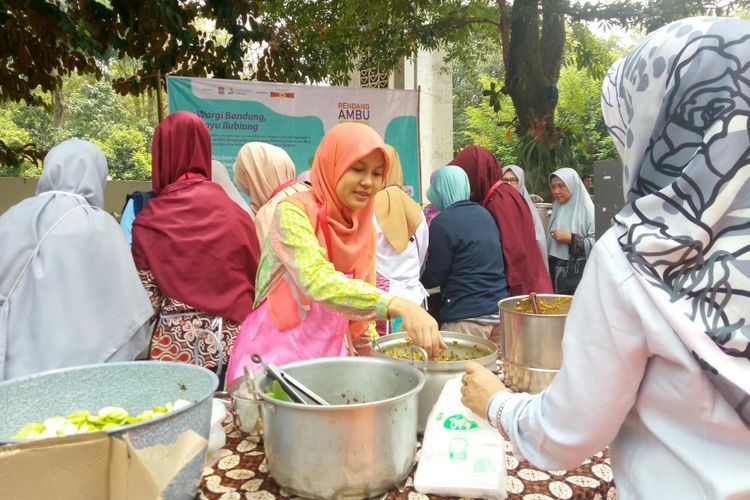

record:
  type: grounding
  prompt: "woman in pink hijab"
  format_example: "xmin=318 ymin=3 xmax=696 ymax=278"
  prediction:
xmin=233 ymin=142 xmax=310 ymax=243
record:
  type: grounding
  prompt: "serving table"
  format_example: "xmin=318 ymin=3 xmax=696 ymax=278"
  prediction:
xmin=198 ymin=412 xmax=617 ymax=500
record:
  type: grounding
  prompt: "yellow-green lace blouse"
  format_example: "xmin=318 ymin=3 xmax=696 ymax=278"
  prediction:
xmin=254 ymin=201 xmax=393 ymax=323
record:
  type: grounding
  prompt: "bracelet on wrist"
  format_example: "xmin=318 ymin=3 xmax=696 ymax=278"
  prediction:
xmin=494 ymin=390 xmax=513 ymax=431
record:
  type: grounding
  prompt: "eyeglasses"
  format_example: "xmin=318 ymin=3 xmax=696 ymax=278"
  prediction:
xmin=502 ymin=177 xmax=518 ymax=185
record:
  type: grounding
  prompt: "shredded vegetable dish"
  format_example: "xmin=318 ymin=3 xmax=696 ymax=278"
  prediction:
xmin=14 ymin=399 xmax=192 ymax=439
xmin=513 ymin=296 xmax=572 ymax=314
xmin=383 ymin=339 xmax=492 ymax=362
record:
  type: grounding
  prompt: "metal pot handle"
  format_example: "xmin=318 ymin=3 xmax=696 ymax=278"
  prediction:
xmin=212 ymin=390 xmax=233 ymax=410
xmin=408 ymin=345 xmax=429 ymax=372
xmin=243 ymin=365 xmax=264 ymax=402
xmin=193 ymin=328 xmax=224 ymax=375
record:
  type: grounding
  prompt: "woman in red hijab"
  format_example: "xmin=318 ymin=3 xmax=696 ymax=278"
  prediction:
xmin=451 ymin=145 xmax=552 ymax=296
xmin=132 ymin=111 xmax=260 ymax=372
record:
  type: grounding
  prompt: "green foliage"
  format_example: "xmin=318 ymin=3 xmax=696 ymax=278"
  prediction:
xmin=65 ymin=80 xmax=127 ymax=141
xmin=452 ymin=29 xmax=505 ymax=152
xmin=5 ymin=0 xmax=746 ymax=181
xmin=91 ymin=126 xmax=151 ymax=181
xmin=569 ymin=0 xmax=750 ymax=32
xmin=556 ymin=66 xmax=618 ymax=165
xmin=462 ymin=76 xmax=520 ymax=164
xmin=0 ymin=73 xmax=153 ymax=180
xmin=459 ymin=60 xmax=618 ymax=194
xmin=0 ymin=107 xmax=38 ymax=177
xmin=566 ymin=22 xmax=623 ymax=81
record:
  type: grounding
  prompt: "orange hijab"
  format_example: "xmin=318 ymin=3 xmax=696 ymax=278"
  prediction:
xmin=287 ymin=122 xmax=390 ymax=282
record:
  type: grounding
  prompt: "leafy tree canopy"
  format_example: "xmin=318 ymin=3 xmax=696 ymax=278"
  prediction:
xmin=4 ymin=0 xmax=750 ymax=173
xmin=6 ymin=1 xmax=749 ymax=103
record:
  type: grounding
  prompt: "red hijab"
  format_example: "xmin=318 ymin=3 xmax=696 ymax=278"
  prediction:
xmin=451 ymin=145 xmax=502 ymax=203
xmin=451 ymin=145 xmax=552 ymax=296
xmin=132 ymin=111 xmax=260 ymax=323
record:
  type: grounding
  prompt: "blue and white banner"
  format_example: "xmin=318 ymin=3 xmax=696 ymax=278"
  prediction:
xmin=167 ymin=76 xmax=421 ymax=200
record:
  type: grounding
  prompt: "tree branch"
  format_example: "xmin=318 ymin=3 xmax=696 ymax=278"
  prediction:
xmin=452 ymin=17 xmax=502 ymax=29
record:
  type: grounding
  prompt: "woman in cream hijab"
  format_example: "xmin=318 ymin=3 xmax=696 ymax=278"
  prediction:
xmin=373 ymin=145 xmax=429 ymax=332
xmin=0 ymin=139 xmax=152 ymax=380
xmin=233 ymin=142 xmax=309 ymax=242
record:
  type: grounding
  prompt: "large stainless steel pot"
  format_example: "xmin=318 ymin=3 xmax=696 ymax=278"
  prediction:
xmin=534 ymin=202 xmax=552 ymax=232
xmin=498 ymin=294 xmax=571 ymax=393
xmin=255 ymin=356 xmax=424 ymax=499
xmin=0 ymin=361 xmax=218 ymax=500
xmin=371 ymin=331 xmax=497 ymax=432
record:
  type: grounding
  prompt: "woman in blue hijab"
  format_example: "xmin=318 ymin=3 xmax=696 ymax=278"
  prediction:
xmin=420 ymin=166 xmax=508 ymax=347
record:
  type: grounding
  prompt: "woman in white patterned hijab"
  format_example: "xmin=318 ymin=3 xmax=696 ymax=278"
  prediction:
xmin=460 ymin=18 xmax=750 ymax=499
xmin=0 ymin=139 xmax=153 ymax=381
xmin=601 ymin=16 xmax=750 ymax=424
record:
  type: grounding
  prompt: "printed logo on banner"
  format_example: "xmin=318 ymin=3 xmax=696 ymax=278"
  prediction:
xmin=270 ymin=91 xmax=295 ymax=98
xmin=337 ymin=101 xmax=370 ymax=123
xmin=218 ymin=87 xmax=225 ymax=95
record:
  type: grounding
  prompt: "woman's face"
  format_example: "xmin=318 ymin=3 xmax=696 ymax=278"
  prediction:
xmin=550 ymin=176 xmax=571 ymax=204
xmin=502 ymin=171 xmax=519 ymax=187
xmin=335 ymin=149 xmax=385 ymax=209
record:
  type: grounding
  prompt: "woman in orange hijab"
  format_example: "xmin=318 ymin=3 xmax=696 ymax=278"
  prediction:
xmin=226 ymin=123 xmax=444 ymax=380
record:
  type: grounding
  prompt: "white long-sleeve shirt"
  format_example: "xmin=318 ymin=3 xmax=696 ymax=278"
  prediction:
xmin=497 ymin=228 xmax=750 ymax=499
xmin=373 ymin=214 xmax=429 ymax=307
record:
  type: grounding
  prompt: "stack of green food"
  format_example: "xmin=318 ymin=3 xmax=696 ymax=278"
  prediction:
xmin=14 ymin=399 xmax=192 ymax=439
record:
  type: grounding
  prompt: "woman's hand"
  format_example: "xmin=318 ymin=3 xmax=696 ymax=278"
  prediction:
xmin=388 ymin=297 xmax=446 ymax=359
xmin=460 ymin=361 xmax=507 ymax=419
xmin=549 ymin=229 xmax=572 ymax=244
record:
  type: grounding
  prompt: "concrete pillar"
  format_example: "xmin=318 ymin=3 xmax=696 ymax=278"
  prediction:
xmin=413 ymin=49 xmax=453 ymax=202
xmin=349 ymin=49 xmax=453 ymax=204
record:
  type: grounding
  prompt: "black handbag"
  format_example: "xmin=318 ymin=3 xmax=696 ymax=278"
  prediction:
xmin=553 ymin=258 xmax=586 ymax=295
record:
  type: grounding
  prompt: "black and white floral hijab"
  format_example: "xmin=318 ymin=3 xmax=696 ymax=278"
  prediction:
xmin=601 ymin=17 xmax=750 ymax=427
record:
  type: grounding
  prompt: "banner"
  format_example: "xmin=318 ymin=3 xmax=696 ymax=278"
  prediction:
xmin=167 ymin=76 xmax=421 ymax=200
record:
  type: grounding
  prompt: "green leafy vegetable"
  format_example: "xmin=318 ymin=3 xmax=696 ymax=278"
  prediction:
xmin=266 ymin=380 xmax=293 ymax=402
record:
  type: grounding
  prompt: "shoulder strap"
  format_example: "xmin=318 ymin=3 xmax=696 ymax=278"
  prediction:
xmin=269 ymin=180 xmax=296 ymax=201
xmin=133 ymin=191 xmax=156 ymax=215
xmin=283 ymin=192 xmax=332 ymax=260
xmin=315 ymin=203 xmax=333 ymax=260
xmin=482 ymin=179 xmax=506 ymax=207
xmin=3 ymin=205 xmax=87 ymax=303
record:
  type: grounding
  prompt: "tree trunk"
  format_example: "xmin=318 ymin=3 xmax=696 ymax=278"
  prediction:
xmin=504 ymin=0 xmax=565 ymax=142
xmin=134 ymin=91 xmax=142 ymax=118
xmin=147 ymin=87 xmax=155 ymax=123
xmin=52 ymin=86 xmax=65 ymax=128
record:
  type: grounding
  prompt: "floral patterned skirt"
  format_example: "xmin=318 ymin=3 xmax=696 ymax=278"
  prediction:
xmin=139 ymin=270 xmax=240 ymax=370
xmin=150 ymin=311 xmax=239 ymax=370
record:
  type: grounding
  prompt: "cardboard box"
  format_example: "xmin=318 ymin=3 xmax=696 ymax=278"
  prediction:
xmin=0 ymin=430 xmax=206 ymax=500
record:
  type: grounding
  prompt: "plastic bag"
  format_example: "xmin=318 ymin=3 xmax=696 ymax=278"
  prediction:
xmin=414 ymin=376 xmax=507 ymax=499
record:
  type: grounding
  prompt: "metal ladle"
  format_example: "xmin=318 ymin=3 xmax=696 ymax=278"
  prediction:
xmin=251 ymin=353 xmax=329 ymax=406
